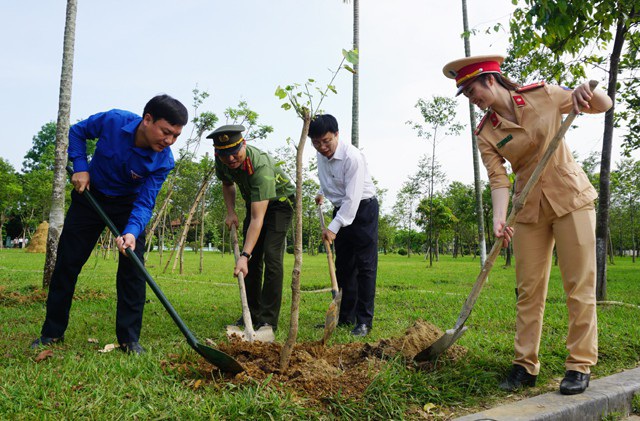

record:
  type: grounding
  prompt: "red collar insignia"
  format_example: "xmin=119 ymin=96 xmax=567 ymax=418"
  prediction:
xmin=513 ymin=95 xmax=526 ymax=107
xmin=242 ymin=156 xmax=254 ymax=175
xmin=490 ymin=112 xmax=500 ymax=128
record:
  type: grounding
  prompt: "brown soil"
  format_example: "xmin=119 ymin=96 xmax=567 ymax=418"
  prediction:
xmin=26 ymin=221 xmax=48 ymax=253
xmin=164 ymin=319 xmax=467 ymax=403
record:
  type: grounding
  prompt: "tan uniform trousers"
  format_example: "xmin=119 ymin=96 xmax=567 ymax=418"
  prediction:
xmin=512 ymin=194 xmax=597 ymax=375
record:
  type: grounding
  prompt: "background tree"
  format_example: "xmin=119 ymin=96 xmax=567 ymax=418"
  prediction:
xmin=43 ymin=0 xmax=77 ymax=287
xmin=509 ymin=0 xmax=640 ymax=300
xmin=611 ymin=159 xmax=640 ymax=261
xmin=407 ymin=96 xmax=464 ymax=266
xmin=342 ymin=0 xmax=359 ymax=147
xmin=461 ymin=0 xmax=488 ymax=266
xmin=0 ymin=159 xmax=22 ymax=247
xmin=393 ymin=175 xmax=423 ymax=257
xmin=445 ymin=181 xmax=478 ymax=258
xmin=416 ymin=194 xmax=457 ymax=263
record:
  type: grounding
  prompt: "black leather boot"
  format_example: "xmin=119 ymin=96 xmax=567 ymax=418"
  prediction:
xmin=499 ymin=364 xmax=537 ymax=391
xmin=560 ymin=370 xmax=590 ymax=395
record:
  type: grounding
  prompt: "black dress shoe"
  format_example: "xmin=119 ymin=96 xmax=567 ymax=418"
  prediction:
xmin=560 ymin=370 xmax=590 ymax=395
xmin=120 ymin=342 xmax=146 ymax=355
xmin=30 ymin=336 xmax=64 ymax=349
xmin=499 ymin=364 xmax=537 ymax=391
xmin=350 ymin=324 xmax=371 ymax=337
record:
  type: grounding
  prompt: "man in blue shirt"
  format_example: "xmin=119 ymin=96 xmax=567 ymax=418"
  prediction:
xmin=31 ymin=94 xmax=188 ymax=354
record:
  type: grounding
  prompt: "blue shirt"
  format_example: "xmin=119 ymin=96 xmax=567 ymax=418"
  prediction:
xmin=68 ymin=109 xmax=174 ymax=238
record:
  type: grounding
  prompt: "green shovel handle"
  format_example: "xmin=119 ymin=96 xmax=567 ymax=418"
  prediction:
xmin=65 ymin=166 xmax=199 ymax=347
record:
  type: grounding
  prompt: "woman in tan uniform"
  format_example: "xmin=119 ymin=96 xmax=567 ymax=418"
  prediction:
xmin=443 ymin=55 xmax=612 ymax=395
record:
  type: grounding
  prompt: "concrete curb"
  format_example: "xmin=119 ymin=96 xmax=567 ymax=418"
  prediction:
xmin=454 ymin=367 xmax=640 ymax=421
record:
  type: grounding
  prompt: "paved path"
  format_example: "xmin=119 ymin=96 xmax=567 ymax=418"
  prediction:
xmin=455 ymin=367 xmax=640 ymax=421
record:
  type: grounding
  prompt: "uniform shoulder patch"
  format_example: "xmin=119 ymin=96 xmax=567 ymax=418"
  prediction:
xmin=516 ymin=81 xmax=545 ymax=93
xmin=474 ymin=112 xmax=490 ymax=135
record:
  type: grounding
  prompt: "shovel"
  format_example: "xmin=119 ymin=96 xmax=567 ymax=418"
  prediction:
xmin=65 ymin=166 xmax=244 ymax=373
xmin=225 ymin=227 xmax=275 ymax=343
xmin=414 ymin=80 xmax=598 ymax=362
xmin=317 ymin=204 xmax=343 ymax=345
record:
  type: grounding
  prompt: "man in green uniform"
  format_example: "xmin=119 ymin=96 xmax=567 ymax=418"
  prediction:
xmin=209 ymin=125 xmax=295 ymax=331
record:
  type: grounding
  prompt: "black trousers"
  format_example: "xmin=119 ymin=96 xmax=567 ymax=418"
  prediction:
xmin=41 ymin=189 xmax=147 ymax=343
xmin=333 ymin=197 xmax=379 ymax=327
xmin=242 ymin=197 xmax=293 ymax=327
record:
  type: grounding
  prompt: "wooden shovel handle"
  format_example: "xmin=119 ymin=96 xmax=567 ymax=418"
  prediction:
xmin=317 ymin=204 xmax=339 ymax=293
xmin=453 ymin=80 xmax=599 ymax=329
xmin=231 ymin=226 xmax=255 ymax=338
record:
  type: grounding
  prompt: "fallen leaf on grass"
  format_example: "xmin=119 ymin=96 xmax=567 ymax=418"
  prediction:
xmin=205 ymin=338 xmax=217 ymax=346
xmin=98 ymin=343 xmax=119 ymax=353
xmin=423 ymin=403 xmax=436 ymax=414
xmin=35 ymin=349 xmax=53 ymax=362
xmin=87 ymin=338 xmax=99 ymax=344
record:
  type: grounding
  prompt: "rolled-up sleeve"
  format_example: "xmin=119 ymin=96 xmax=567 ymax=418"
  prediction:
xmin=478 ymin=137 xmax=511 ymax=191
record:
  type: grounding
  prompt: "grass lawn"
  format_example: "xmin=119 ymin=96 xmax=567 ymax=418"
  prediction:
xmin=1 ymin=248 xmax=639 ymax=419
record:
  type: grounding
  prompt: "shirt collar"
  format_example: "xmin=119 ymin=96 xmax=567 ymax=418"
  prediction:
xmin=124 ymin=117 xmax=157 ymax=158
xmin=329 ymin=139 xmax=347 ymax=161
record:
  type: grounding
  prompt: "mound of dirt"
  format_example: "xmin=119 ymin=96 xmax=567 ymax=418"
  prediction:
xmin=363 ymin=319 xmax=467 ymax=361
xmin=164 ymin=319 xmax=467 ymax=402
xmin=26 ymin=221 xmax=48 ymax=253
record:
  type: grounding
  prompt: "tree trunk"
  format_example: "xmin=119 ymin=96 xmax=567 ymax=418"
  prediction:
xmin=631 ymin=203 xmax=636 ymax=263
xmin=280 ymin=110 xmax=310 ymax=371
xmin=607 ymin=226 xmax=615 ymax=265
xmin=199 ymin=195 xmax=205 ymax=273
xmin=596 ymin=17 xmax=626 ymax=301
xmin=428 ymin=136 xmax=436 ymax=268
xmin=170 ymin=168 xmax=215 ymax=274
xmin=351 ymin=0 xmax=359 ymax=148
xmin=461 ymin=0 xmax=487 ymax=268
xmin=43 ymin=0 xmax=77 ymax=288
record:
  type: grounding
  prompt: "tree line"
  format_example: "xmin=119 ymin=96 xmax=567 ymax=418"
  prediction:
xmin=2 ymin=101 xmax=638 ymax=264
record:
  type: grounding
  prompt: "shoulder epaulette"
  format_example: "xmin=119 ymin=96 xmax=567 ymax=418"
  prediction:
xmin=516 ymin=81 xmax=545 ymax=93
xmin=474 ymin=112 xmax=490 ymax=135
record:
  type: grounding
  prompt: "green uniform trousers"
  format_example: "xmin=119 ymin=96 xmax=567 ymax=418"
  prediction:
xmin=242 ymin=197 xmax=293 ymax=328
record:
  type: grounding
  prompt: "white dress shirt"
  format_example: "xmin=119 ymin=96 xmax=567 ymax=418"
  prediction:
xmin=317 ymin=140 xmax=376 ymax=234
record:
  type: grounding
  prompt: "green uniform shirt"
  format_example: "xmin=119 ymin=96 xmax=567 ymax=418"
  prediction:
xmin=215 ymin=144 xmax=295 ymax=203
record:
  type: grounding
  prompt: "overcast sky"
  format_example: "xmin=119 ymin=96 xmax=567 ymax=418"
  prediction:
xmin=2 ymin=1 xmax=635 ymax=211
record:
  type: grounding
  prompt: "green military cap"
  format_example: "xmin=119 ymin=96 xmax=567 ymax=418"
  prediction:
xmin=207 ymin=124 xmax=246 ymax=155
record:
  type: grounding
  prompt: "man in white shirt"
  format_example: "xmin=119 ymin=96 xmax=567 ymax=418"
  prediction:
xmin=309 ymin=114 xmax=379 ymax=337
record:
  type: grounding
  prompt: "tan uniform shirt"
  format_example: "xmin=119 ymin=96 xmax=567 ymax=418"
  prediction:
xmin=476 ymin=83 xmax=598 ymax=223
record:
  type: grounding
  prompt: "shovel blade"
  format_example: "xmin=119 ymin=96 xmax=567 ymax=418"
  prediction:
xmin=322 ymin=290 xmax=342 ymax=345
xmin=193 ymin=342 xmax=244 ymax=373
xmin=226 ymin=325 xmax=275 ymax=343
xmin=413 ymin=326 xmax=468 ymax=362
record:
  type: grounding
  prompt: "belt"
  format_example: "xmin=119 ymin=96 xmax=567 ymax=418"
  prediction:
xmin=335 ymin=197 xmax=376 ymax=211
xmin=90 ymin=188 xmax=137 ymax=201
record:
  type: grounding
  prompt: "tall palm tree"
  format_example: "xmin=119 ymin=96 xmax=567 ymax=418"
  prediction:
xmin=461 ymin=0 xmax=487 ymax=266
xmin=343 ymin=0 xmax=359 ymax=147
xmin=43 ymin=0 xmax=77 ymax=287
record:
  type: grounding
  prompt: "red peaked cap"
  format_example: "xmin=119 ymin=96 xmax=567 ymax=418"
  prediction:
xmin=442 ymin=55 xmax=505 ymax=96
